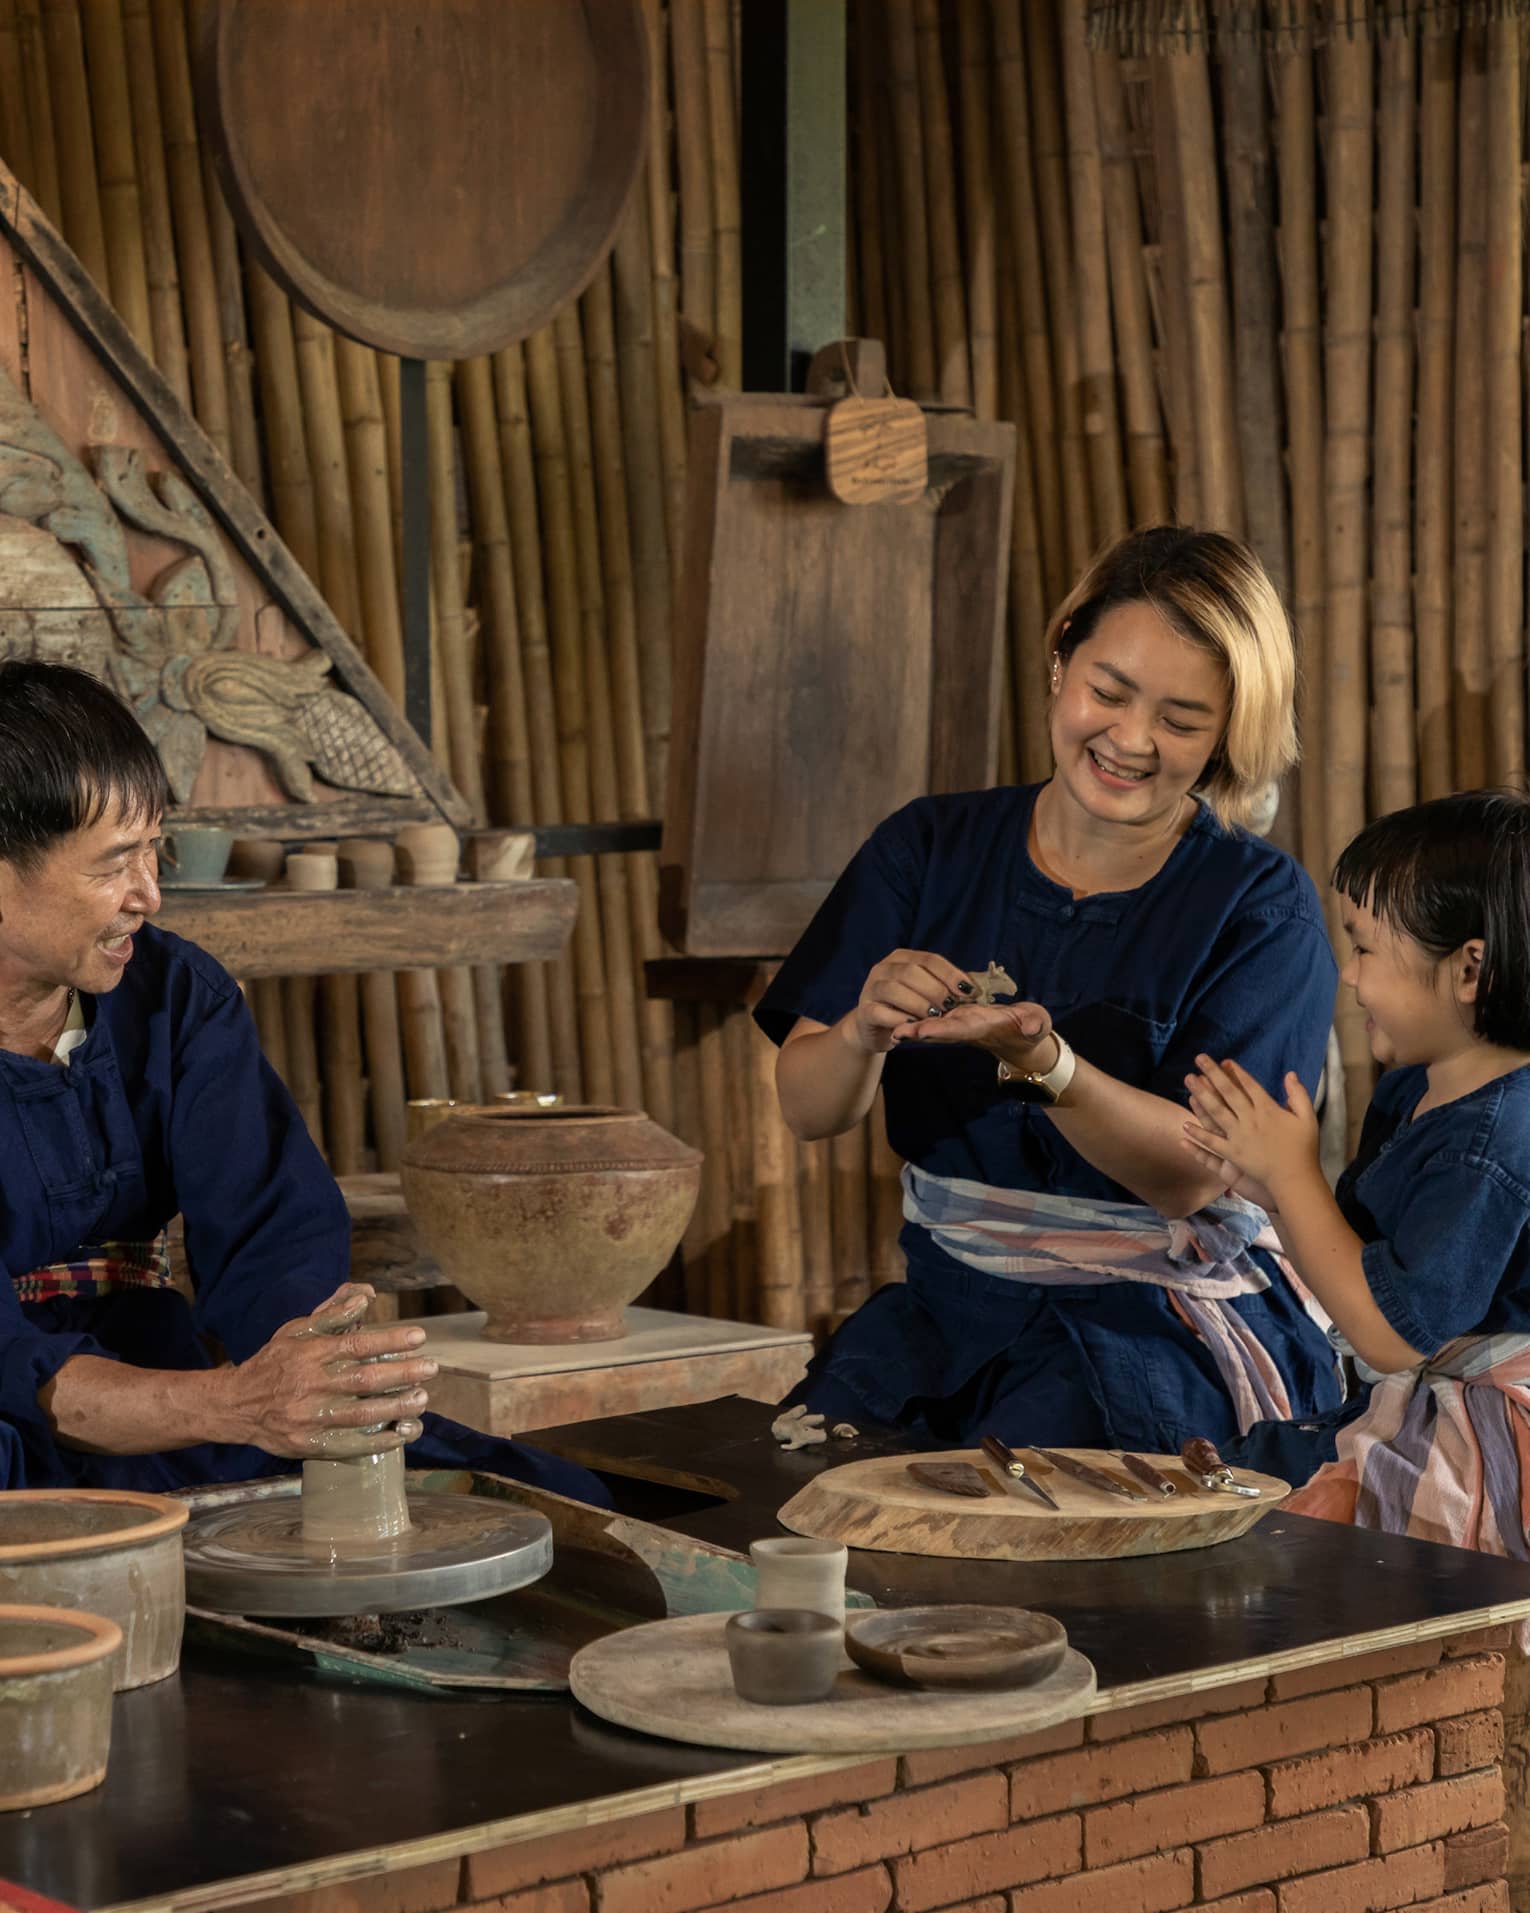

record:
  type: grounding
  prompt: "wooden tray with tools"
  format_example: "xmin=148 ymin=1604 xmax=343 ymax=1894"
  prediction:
xmin=779 ymin=1448 xmax=1289 ymax=1563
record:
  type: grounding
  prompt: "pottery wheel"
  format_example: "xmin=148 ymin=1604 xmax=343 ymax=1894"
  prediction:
xmin=182 ymin=1490 xmax=553 ymax=1617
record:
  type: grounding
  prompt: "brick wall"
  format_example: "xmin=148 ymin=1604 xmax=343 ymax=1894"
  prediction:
xmin=243 ymin=1624 xmax=1516 ymax=1913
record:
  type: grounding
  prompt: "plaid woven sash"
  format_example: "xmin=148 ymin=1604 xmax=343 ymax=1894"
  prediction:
xmin=13 ymin=1234 xmax=174 ymax=1304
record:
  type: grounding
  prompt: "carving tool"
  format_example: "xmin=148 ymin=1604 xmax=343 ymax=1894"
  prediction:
xmin=907 ymin=1461 xmax=993 ymax=1498
xmin=1118 ymin=1452 xmax=1178 ymax=1497
xmin=1180 ymin=1437 xmax=1262 ymax=1498
xmin=979 ymin=1435 xmax=1061 ymax=1510
xmin=1028 ymin=1446 xmax=1144 ymax=1500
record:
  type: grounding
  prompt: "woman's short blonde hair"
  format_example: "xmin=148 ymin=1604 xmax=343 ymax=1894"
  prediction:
xmin=1044 ymin=525 xmax=1297 ymax=832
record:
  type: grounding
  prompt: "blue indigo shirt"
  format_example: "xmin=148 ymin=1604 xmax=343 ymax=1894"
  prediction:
xmin=1338 ymin=1063 xmax=1530 ymax=1355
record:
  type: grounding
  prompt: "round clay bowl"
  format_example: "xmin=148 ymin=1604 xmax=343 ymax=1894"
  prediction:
xmin=0 ymin=1604 xmax=120 ymax=1810
xmin=844 ymin=1606 xmax=1067 ymax=1691
xmin=400 ymin=1105 xmax=702 ymax=1343
xmin=725 ymin=1609 xmax=843 ymax=1706
xmin=0 ymin=1489 xmax=188 ymax=1690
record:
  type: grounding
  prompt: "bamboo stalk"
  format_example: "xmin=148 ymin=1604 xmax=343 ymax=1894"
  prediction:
xmin=1452 ymin=27 xmax=1489 ymax=788
xmin=359 ymin=967 xmax=406 ymax=1171
xmin=723 ymin=1007 xmax=758 ymax=1322
xmin=439 ymin=963 xmax=482 ymax=1107
xmin=702 ymin=0 xmax=741 ymax=387
xmin=293 ymin=308 xmax=364 ymax=643
xmin=1091 ymin=40 xmax=1170 ymax=526
xmin=1484 ymin=17 xmax=1523 ymax=787
xmin=491 ymin=339 xmax=584 ymax=1101
xmin=1148 ymin=56 xmax=1198 ymax=523
xmin=149 ymin=0 xmax=230 ymax=461
xmin=199 ymin=131 xmax=264 ymax=500
xmin=1414 ymin=28 xmax=1455 ymax=801
xmin=914 ymin=0 xmax=972 ymax=407
xmin=883 ymin=0 xmax=937 ymax=398
xmin=669 ymin=1005 xmax=708 ymax=1312
xmin=853 ymin=0 xmax=889 ymax=353
xmin=669 ymin=0 xmax=714 ymax=354
xmin=830 ymin=1121 xmax=870 ymax=1320
xmin=0 ymin=0 xmax=36 ymax=193
xmin=955 ymin=1 xmax=996 ymax=420
xmin=1370 ymin=19 xmax=1417 ymax=818
xmin=1060 ymin=0 xmax=1126 ymax=541
xmin=640 ymin=0 xmax=687 ymax=574
xmin=798 ymin=1134 xmax=834 ymax=1340
xmin=335 ymin=339 xmax=406 ymax=707
xmin=997 ymin=209 xmax=1051 ymax=780
xmin=41 ymin=0 xmax=108 ymax=289
xmin=869 ymin=1097 xmax=904 ymax=1292
xmin=396 ymin=970 xmax=450 ymax=1104
xmin=750 ymin=1021 xmax=804 ymax=1330
xmin=320 ymin=973 xmax=366 ymax=1176
xmin=247 ymin=266 xmax=319 ymax=574
xmin=696 ymin=1002 xmax=733 ymax=1318
xmin=283 ymin=975 xmax=326 ymax=1159
xmin=990 ymin=0 xmax=1066 ymax=603
xmin=80 ymin=0 xmax=153 ymax=351
xmin=251 ymin=976 xmax=289 ymax=1084
xmin=1323 ymin=23 xmax=1374 ymax=1137
xmin=15 ymin=0 xmax=62 ymax=228
xmin=423 ymin=357 xmax=486 ymax=819
xmin=120 ymin=0 xmax=188 ymax=406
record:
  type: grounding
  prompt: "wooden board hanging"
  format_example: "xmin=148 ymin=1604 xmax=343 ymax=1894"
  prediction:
xmin=778 ymin=1449 xmax=1289 ymax=1562
xmin=196 ymin=0 xmax=648 ymax=359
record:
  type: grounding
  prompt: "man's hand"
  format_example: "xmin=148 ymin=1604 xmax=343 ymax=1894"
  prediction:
xmin=1183 ymin=1057 xmax=1320 ymax=1199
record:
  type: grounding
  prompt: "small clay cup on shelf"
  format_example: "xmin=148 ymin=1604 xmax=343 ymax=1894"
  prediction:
xmin=159 ymin=825 xmax=234 ymax=885
xmin=285 ymin=850 xmax=339 ymax=892
xmin=337 ymin=837 xmax=396 ymax=891
xmin=226 ymin=838 xmax=286 ymax=884
xmin=725 ymin=1609 xmax=842 ymax=1706
xmin=395 ymin=822 xmax=460 ymax=886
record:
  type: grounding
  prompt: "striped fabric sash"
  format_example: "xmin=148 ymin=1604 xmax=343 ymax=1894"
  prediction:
xmin=901 ymin=1165 xmax=1306 ymax=1434
xmin=13 ymin=1234 xmax=174 ymax=1305
xmin=1288 ymin=1333 xmax=1530 ymax=1637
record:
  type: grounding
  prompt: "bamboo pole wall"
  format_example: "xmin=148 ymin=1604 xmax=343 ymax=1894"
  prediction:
xmin=4 ymin=1 xmax=1527 ymax=1338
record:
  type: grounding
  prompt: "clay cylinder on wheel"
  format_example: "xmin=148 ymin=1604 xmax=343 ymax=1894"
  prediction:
xmin=399 ymin=1105 xmax=702 ymax=1343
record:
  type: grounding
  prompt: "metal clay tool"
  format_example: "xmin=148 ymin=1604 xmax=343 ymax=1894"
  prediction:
xmin=1028 ymin=1446 xmax=1144 ymax=1500
xmin=907 ymin=1461 xmax=993 ymax=1499
xmin=1118 ymin=1453 xmax=1178 ymax=1497
xmin=1180 ymin=1436 xmax=1262 ymax=1498
xmin=979 ymin=1435 xmax=1061 ymax=1510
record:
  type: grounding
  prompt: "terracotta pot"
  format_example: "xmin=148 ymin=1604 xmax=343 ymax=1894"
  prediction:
xmin=0 ymin=1604 xmax=120 ymax=1810
xmin=0 ymin=1489 xmax=188 ymax=1690
xmin=400 ymin=1105 xmax=702 ymax=1342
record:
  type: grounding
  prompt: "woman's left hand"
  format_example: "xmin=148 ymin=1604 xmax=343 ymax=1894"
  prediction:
xmin=1183 ymin=1056 xmax=1319 ymax=1195
xmin=891 ymin=999 xmax=1059 ymax=1074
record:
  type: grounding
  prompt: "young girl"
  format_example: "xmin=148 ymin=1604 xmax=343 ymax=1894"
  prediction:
xmin=1184 ymin=790 xmax=1530 ymax=1552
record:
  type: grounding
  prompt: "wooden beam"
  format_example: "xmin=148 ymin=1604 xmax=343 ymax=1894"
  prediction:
xmin=156 ymin=880 xmax=577 ymax=978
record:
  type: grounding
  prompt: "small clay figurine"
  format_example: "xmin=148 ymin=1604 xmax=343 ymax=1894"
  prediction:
xmin=770 ymin=1404 xmax=828 ymax=1450
xmin=968 ymin=962 xmax=1018 ymax=1006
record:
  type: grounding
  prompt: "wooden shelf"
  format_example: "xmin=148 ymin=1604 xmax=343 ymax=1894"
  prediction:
xmin=155 ymin=879 xmax=578 ymax=978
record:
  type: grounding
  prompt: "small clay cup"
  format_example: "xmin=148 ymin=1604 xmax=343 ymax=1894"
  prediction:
xmin=159 ymin=825 xmax=234 ymax=885
xmin=751 ymin=1536 xmax=848 ymax=1625
xmin=725 ymin=1608 xmax=842 ymax=1706
xmin=285 ymin=850 xmax=339 ymax=892
xmin=337 ymin=837 xmax=396 ymax=891
xmin=395 ymin=822 xmax=460 ymax=886
xmin=0 ymin=1604 xmax=120 ymax=1809
xmin=468 ymin=831 xmax=535 ymax=882
xmin=226 ymin=838 xmax=286 ymax=883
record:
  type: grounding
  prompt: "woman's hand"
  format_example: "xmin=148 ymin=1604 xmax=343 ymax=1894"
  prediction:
xmin=845 ymin=949 xmax=977 ymax=1055
xmin=1179 ymin=1134 xmax=1281 ymax=1215
xmin=1183 ymin=1057 xmax=1320 ymax=1199
xmin=892 ymin=998 xmax=1059 ymax=1076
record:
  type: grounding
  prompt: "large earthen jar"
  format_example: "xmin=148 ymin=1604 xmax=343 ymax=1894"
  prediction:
xmin=399 ymin=1105 xmax=702 ymax=1343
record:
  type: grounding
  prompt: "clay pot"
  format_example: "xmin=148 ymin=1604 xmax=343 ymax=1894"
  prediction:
xmin=285 ymin=849 xmax=339 ymax=892
xmin=0 ymin=1489 xmax=189 ymax=1690
xmin=337 ymin=837 xmax=396 ymax=890
xmin=395 ymin=822 xmax=460 ymax=886
xmin=400 ymin=1105 xmax=702 ymax=1342
xmin=0 ymin=1604 xmax=120 ymax=1809
xmin=725 ymin=1609 xmax=842 ymax=1706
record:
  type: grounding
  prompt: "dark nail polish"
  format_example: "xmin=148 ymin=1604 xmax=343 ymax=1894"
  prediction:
xmin=958 ymin=980 xmax=974 ymax=994
xmin=942 ymin=994 xmax=957 ymax=1009
xmin=927 ymin=1005 xmax=942 ymax=1018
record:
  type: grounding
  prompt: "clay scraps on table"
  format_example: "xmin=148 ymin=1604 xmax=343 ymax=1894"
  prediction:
xmin=771 ymin=1403 xmax=828 ymax=1450
xmin=968 ymin=962 xmax=1018 ymax=1006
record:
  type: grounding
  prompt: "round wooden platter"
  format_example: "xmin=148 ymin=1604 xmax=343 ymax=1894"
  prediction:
xmin=778 ymin=1449 xmax=1290 ymax=1563
xmin=197 ymin=0 xmax=648 ymax=359
xmin=568 ymin=1612 xmax=1096 ymax=1753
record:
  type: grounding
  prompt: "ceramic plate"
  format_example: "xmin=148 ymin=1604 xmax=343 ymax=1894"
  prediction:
xmin=844 ymin=1605 xmax=1067 ymax=1690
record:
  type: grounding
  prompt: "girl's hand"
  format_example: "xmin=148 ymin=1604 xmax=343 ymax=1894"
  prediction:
xmin=1182 ymin=1057 xmax=1320 ymax=1195
xmin=1180 ymin=1135 xmax=1281 ymax=1215
xmin=892 ymin=998 xmax=1058 ymax=1076
xmin=845 ymin=949 xmax=978 ymax=1055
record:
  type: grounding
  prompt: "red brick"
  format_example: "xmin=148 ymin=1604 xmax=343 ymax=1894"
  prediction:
xmin=599 ymin=1824 xmax=807 ymax=1913
xmin=1273 ymin=1841 xmax=1446 ymax=1913
xmin=1373 ymin=1773 xmax=1506 ymax=1853
xmin=1374 ymin=1659 xmax=1507 ymax=1736
xmin=461 ymin=1808 xmax=684 ymax=1899
xmin=810 ymin=1773 xmax=1006 ymax=1874
xmin=480 ymin=1888 xmax=587 ymax=1913
xmin=1442 ymin=1822 xmax=1511 ymax=1892
xmin=1269 ymin=1643 xmax=1441 ymax=1702
xmin=901 ymin=1719 xmax=1084 ymax=1787
xmin=1442 ymin=1627 xmax=1515 ymax=1658
xmin=1085 ymin=1771 xmax=1264 ymax=1867
xmin=686 ymin=1863 xmax=892 ymax=1913
xmin=1006 ymin=1846 xmax=1194 ymax=1913
xmin=1414 ymin=1886 xmax=1511 ymax=1912
xmin=1199 ymin=1897 xmax=1278 ymax=1913
xmin=1087 ymin=1678 xmax=1269 ymax=1742
xmin=1197 ymin=1805 xmax=1371 ymax=1898
xmin=1435 ymin=1712 xmax=1506 ymax=1778
xmin=689 ymin=1763 xmax=897 ymax=1839
xmin=250 ymin=1862 xmax=464 ymax=1913
xmin=892 ymin=1811 xmax=1082 ymax=1911
xmin=1010 ymin=1729 xmax=1194 ymax=1819
xmin=1196 ymin=1688 xmax=1373 ymax=1774
xmin=1266 ymin=1729 xmax=1435 ymax=1818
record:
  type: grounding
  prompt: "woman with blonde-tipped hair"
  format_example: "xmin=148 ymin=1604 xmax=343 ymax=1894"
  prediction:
xmin=756 ymin=524 xmax=1342 ymax=1459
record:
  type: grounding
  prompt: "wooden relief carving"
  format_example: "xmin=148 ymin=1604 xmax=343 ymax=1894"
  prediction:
xmin=0 ymin=364 xmax=415 ymax=805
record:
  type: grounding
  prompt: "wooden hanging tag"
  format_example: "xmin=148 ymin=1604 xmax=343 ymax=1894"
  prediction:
xmin=824 ymin=397 xmax=929 ymax=505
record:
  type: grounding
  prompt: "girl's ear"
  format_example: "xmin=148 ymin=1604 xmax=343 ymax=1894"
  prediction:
xmin=1455 ymin=939 xmax=1485 ymax=1004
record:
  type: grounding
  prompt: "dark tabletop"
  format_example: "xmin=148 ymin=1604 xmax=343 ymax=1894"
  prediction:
xmin=7 ymin=1395 xmax=1530 ymax=1913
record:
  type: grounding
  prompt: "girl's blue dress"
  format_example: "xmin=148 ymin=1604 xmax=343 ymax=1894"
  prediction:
xmin=0 ymin=923 xmax=604 ymax=1504
xmin=755 ymin=784 xmax=1345 ymax=1453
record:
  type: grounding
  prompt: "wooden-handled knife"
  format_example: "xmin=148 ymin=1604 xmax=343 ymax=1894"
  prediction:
xmin=979 ymin=1435 xmax=1061 ymax=1511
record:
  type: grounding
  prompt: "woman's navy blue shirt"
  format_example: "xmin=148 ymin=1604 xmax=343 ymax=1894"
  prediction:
xmin=0 ymin=922 xmax=603 ymax=1504
xmin=754 ymin=785 xmax=1345 ymax=1452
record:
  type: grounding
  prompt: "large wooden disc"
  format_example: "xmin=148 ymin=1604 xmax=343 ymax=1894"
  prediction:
xmin=197 ymin=0 xmax=648 ymax=359
xmin=779 ymin=1449 xmax=1290 ymax=1562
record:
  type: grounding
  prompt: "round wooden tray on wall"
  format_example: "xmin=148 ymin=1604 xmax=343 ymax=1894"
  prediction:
xmin=196 ymin=0 xmax=648 ymax=360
